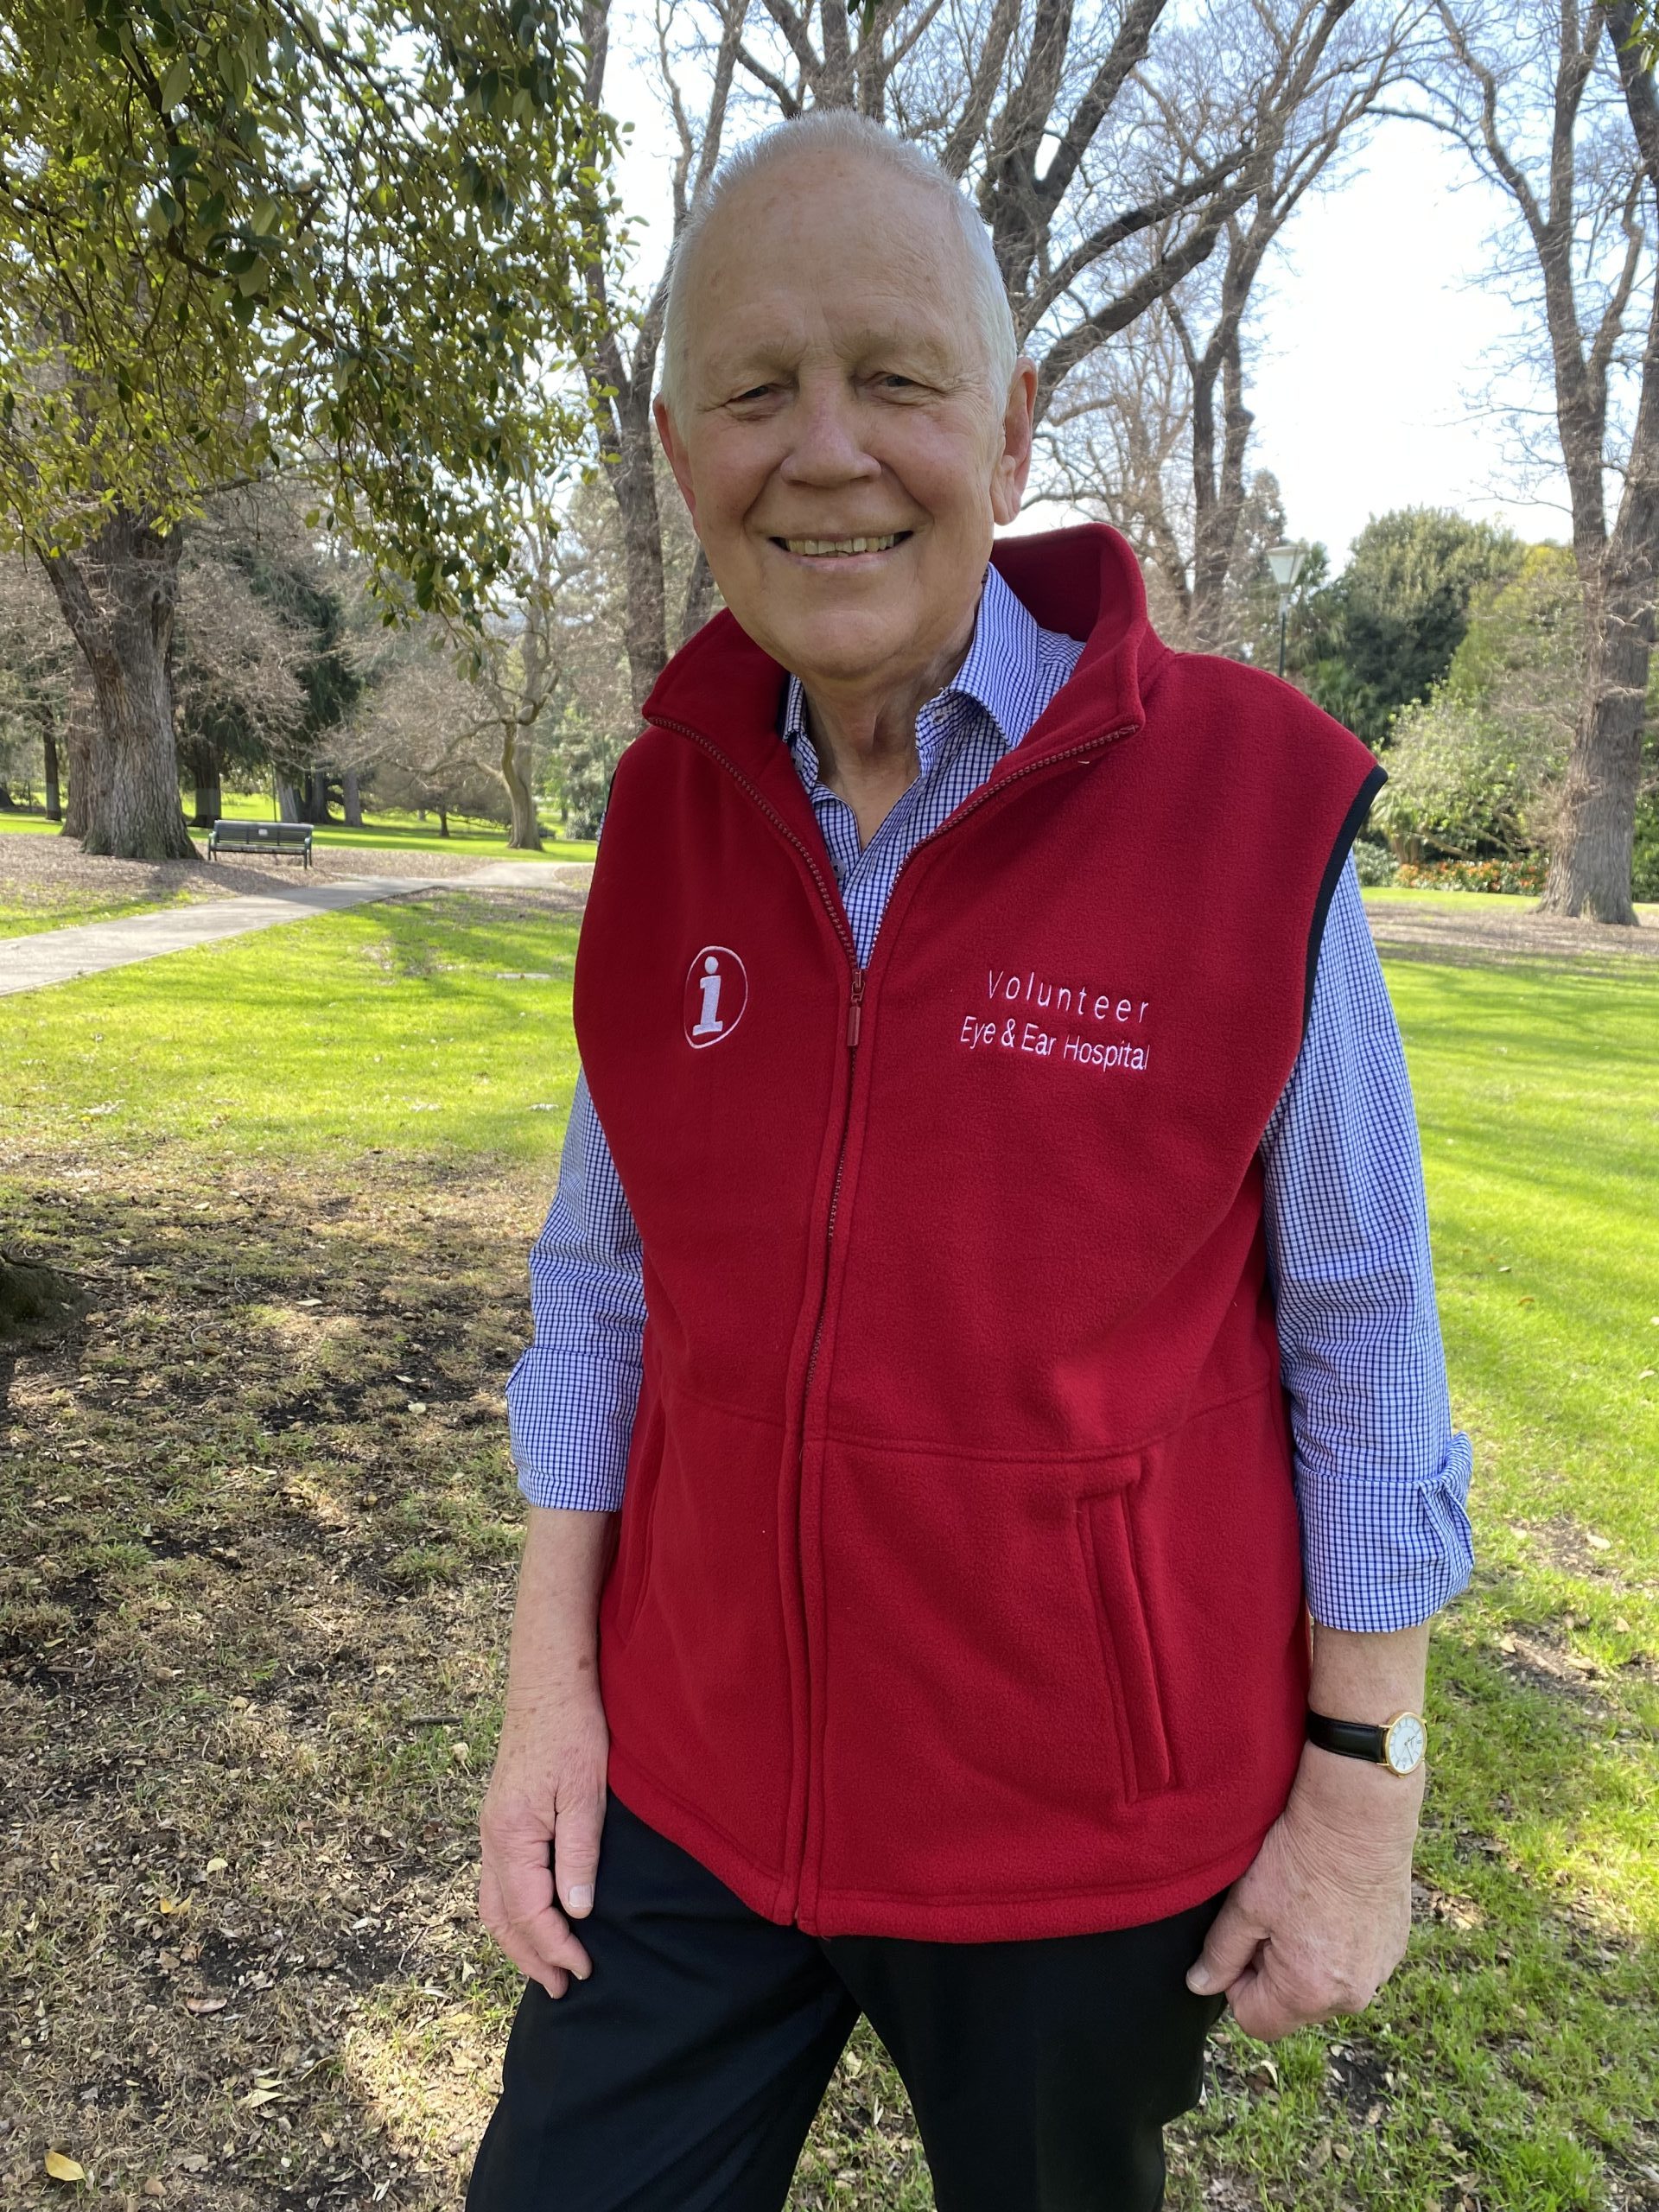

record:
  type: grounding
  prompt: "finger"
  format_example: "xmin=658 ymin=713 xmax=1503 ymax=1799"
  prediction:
xmin=479 ymin=1860 xmax=571 ymax=2001
xmin=481 ymin=1833 xmax=594 ymax=1984
xmin=495 ymin=1847 xmax=594 ymax=1985
xmin=1225 ymin=1958 xmax=1302 ymax=2044
xmin=1186 ymin=1891 xmax=1267 ymax=1996
xmin=554 ymin=1780 xmax=607 ymax=1920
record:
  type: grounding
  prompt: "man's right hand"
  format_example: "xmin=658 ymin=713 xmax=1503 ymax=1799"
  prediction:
xmin=480 ymin=1684 xmax=611 ymax=1999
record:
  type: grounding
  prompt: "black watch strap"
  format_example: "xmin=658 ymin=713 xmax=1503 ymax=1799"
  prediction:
xmin=1306 ymin=1709 xmax=1387 ymax=1763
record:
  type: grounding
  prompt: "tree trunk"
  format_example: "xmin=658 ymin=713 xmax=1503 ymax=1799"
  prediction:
xmin=1541 ymin=562 xmax=1649 ymax=924
xmin=38 ymin=512 xmax=194 ymax=861
xmin=61 ymin=659 xmax=99 ymax=840
xmin=437 ymin=803 xmax=449 ymax=838
xmin=300 ymin=769 xmax=333 ymax=824
xmin=193 ymin=749 xmax=223 ymax=828
xmin=42 ymin=727 xmax=60 ymax=823
xmin=500 ymin=726 xmax=543 ymax=850
xmin=602 ymin=396 xmax=670 ymax=714
xmin=679 ymin=545 xmax=718 ymax=646
xmin=342 ymin=768 xmax=364 ymax=828
xmin=275 ymin=777 xmax=301 ymax=820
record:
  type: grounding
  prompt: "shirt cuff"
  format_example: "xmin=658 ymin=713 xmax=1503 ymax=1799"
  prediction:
xmin=505 ymin=1349 xmax=636 ymax=1513
xmin=1297 ymin=1431 xmax=1475 ymax=1631
xmin=515 ymin=1459 xmax=626 ymax=1513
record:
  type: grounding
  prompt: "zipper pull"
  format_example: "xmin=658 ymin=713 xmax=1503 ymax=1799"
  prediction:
xmin=847 ymin=968 xmax=865 ymax=1048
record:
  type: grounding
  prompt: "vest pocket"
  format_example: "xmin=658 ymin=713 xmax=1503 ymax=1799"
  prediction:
xmin=608 ymin=1389 xmax=665 ymax=1643
xmin=1077 ymin=1486 xmax=1173 ymax=1802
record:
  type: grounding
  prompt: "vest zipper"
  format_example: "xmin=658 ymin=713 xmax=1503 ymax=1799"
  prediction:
xmin=645 ymin=711 xmax=1130 ymax=1924
xmin=647 ymin=715 xmax=861 ymax=1922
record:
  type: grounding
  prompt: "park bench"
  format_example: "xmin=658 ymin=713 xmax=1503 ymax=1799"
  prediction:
xmin=207 ymin=819 xmax=314 ymax=868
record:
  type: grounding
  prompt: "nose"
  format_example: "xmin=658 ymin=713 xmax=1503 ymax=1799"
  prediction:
xmin=778 ymin=376 xmax=881 ymax=489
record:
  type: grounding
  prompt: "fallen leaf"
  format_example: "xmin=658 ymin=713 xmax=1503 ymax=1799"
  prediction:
xmin=1586 ymin=1534 xmax=1611 ymax=1551
xmin=1306 ymin=2136 xmax=1332 ymax=2173
xmin=242 ymin=2088 xmax=282 ymax=2111
xmin=184 ymin=1996 xmax=228 ymax=2016
xmin=157 ymin=1897 xmax=188 ymax=1916
xmin=203 ymin=1858 xmax=228 ymax=1876
xmin=44 ymin=2153 xmax=86 ymax=2183
xmin=406 ymin=1401 xmax=428 ymax=1414
xmin=142 ymin=2182 xmax=164 ymax=2200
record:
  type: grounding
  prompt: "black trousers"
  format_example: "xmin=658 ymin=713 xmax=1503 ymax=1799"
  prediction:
xmin=468 ymin=1796 xmax=1227 ymax=2212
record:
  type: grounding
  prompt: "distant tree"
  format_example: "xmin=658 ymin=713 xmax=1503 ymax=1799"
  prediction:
xmin=1424 ymin=1 xmax=1659 ymax=921
xmin=576 ymin=0 xmax=1387 ymax=709
xmin=1294 ymin=509 xmax=1522 ymax=746
xmin=1037 ymin=0 xmax=1416 ymax=653
xmin=173 ymin=496 xmax=318 ymax=824
xmin=0 ymin=0 xmax=612 ymax=861
xmin=0 ymin=556 xmax=73 ymax=816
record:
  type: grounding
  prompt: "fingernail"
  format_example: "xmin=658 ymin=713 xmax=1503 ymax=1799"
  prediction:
xmin=566 ymin=1885 xmax=594 ymax=1914
xmin=1186 ymin=1967 xmax=1214 ymax=1994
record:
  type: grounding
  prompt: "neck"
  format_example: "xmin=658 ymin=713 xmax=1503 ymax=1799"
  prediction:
xmin=799 ymin=613 xmax=977 ymax=848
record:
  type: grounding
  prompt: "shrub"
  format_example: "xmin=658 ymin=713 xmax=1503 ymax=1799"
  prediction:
xmin=1351 ymin=839 xmax=1398 ymax=887
xmin=1635 ymin=793 xmax=1659 ymax=902
xmin=1374 ymin=692 xmax=1557 ymax=860
xmin=1394 ymin=857 xmax=1546 ymax=894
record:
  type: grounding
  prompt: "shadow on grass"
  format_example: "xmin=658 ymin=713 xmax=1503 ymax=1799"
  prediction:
xmin=2 ymin=1143 xmax=1656 ymax=2212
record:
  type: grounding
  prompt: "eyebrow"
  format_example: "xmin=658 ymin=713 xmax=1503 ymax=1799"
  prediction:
xmin=702 ymin=326 xmax=969 ymax=392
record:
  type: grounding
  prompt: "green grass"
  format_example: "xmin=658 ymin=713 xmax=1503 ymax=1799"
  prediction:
xmin=1 ymin=899 xmax=1655 ymax=2212
xmin=1 ymin=890 xmax=584 ymax=1160
xmin=0 ymin=884 xmax=207 ymax=936
xmin=1161 ymin=945 xmax=1658 ymax=2212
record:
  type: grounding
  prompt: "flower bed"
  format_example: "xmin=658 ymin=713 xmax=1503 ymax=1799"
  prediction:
xmin=1393 ymin=856 xmax=1547 ymax=895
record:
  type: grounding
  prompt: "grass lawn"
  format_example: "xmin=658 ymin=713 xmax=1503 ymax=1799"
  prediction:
xmin=0 ymin=802 xmax=598 ymax=868
xmin=0 ymin=895 xmax=1655 ymax=2212
xmin=0 ymin=885 xmax=208 ymax=938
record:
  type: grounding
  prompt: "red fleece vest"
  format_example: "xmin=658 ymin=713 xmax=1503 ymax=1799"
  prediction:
xmin=575 ymin=525 xmax=1382 ymax=1942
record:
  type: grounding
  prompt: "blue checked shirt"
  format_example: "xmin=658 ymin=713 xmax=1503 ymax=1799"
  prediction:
xmin=507 ymin=567 xmax=1474 ymax=1633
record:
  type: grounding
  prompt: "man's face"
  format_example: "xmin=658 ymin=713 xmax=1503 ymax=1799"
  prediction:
xmin=655 ymin=153 xmax=1036 ymax=696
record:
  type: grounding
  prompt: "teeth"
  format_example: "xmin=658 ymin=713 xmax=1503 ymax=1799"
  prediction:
xmin=782 ymin=534 xmax=900 ymax=556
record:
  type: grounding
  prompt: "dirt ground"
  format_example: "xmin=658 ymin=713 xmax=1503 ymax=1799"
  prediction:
xmin=0 ymin=836 xmax=499 ymax=931
xmin=1362 ymin=897 xmax=1658 ymax=963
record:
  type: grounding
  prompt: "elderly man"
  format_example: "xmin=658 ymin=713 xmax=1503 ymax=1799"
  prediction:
xmin=469 ymin=112 xmax=1472 ymax=2212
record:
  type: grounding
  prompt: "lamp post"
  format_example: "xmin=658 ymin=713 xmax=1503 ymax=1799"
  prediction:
xmin=1266 ymin=540 xmax=1307 ymax=678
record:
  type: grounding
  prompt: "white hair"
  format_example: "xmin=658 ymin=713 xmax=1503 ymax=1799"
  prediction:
xmin=658 ymin=111 xmax=1020 ymax=421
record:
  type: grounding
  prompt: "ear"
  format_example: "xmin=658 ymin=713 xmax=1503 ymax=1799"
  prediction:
xmin=655 ymin=397 xmax=699 ymax=531
xmin=989 ymin=358 xmax=1038 ymax=529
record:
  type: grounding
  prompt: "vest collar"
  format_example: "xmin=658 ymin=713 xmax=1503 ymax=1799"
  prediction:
xmin=640 ymin=524 xmax=1165 ymax=791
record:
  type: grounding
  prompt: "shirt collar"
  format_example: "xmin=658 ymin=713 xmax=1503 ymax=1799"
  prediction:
xmin=783 ymin=563 xmax=1046 ymax=787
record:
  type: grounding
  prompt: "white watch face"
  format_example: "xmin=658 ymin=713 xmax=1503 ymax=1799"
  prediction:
xmin=1384 ymin=1713 xmax=1427 ymax=1774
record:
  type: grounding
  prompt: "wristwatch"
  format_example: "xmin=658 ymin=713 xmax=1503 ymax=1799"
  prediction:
xmin=1306 ymin=1708 xmax=1427 ymax=1777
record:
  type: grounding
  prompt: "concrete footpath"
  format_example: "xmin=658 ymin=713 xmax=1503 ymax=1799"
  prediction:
xmin=0 ymin=861 xmax=593 ymax=998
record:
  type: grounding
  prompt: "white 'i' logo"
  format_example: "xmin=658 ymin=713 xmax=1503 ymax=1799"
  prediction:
xmin=692 ymin=954 xmax=725 ymax=1038
xmin=683 ymin=944 xmax=747 ymax=1048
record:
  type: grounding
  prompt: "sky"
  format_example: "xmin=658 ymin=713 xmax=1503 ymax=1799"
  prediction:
xmin=603 ymin=48 xmax=1574 ymax=576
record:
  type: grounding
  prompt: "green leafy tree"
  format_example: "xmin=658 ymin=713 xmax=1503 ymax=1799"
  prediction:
xmin=0 ymin=0 xmax=613 ymax=859
xmin=1374 ymin=542 xmax=1658 ymax=893
xmin=1296 ymin=508 xmax=1522 ymax=747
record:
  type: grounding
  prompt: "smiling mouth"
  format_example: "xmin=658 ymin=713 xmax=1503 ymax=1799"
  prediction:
xmin=772 ymin=532 xmax=912 ymax=558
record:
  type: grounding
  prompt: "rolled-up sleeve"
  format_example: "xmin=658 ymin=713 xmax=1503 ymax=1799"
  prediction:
xmin=1262 ymin=862 xmax=1475 ymax=1632
xmin=505 ymin=1072 xmax=646 ymax=1511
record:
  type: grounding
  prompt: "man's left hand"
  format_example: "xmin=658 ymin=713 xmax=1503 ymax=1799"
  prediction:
xmin=1185 ymin=1741 xmax=1422 ymax=2040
